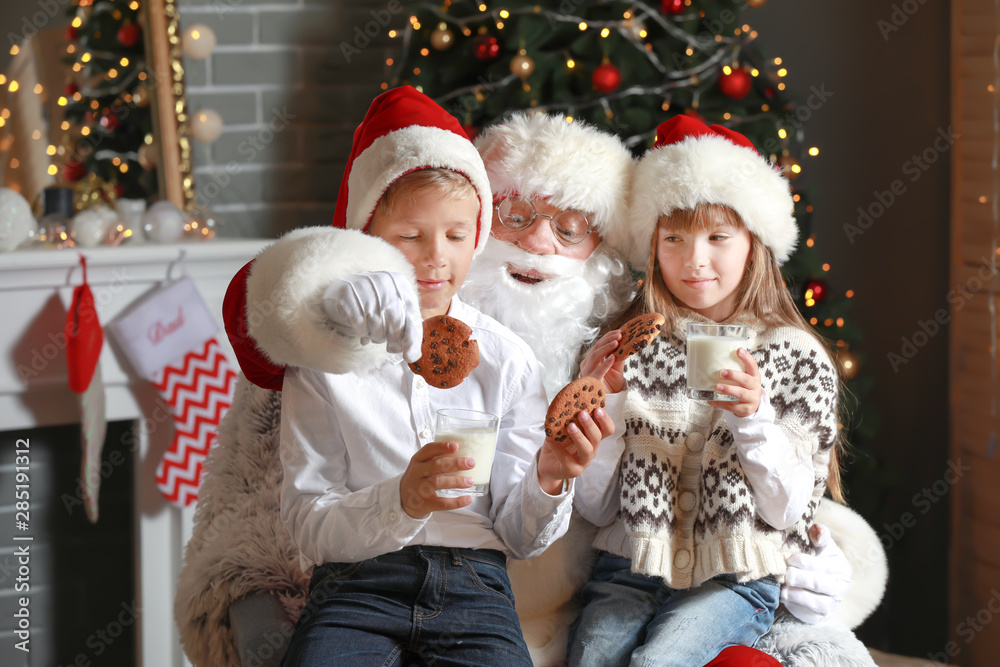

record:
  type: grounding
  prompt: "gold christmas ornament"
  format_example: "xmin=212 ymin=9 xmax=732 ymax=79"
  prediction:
xmin=510 ymin=50 xmax=535 ymax=79
xmin=138 ymin=142 xmax=157 ymax=170
xmin=431 ymin=24 xmax=455 ymax=50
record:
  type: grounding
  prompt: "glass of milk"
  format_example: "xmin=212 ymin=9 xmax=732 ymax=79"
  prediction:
xmin=435 ymin=408 xmax=500 ymax=497
xmin=686 ymin=323 xmax=749 ymax=401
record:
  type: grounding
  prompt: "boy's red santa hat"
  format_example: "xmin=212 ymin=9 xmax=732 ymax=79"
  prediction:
xmin=474 ymin=112 xmax=634 ymax=254
xmin=334 ymin=85 xmax=492 ymax=255
xmin=622 ymin=115 xmax=798 ymax=269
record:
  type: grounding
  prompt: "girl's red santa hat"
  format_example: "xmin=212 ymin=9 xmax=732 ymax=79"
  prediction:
xmin=474 ymin=112 xmax=634 ymax=254
xmin=622 ymin=115 xmax=798 ymax=269
xmin=333 ymin=85 xmax=492 ymax=255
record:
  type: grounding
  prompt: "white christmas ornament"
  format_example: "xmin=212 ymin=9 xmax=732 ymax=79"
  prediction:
xmin=182 ymin=24 xmax=217 ymax=60
xmin=191 ymin=109 xmax=223 ymax=144
xmin=142 ymin=200 xmax=186 ymax=243
xmin=71 ymin=206 xmax=113 ymax=248
xmin=0 ymin=187 xmax=37 ymax=251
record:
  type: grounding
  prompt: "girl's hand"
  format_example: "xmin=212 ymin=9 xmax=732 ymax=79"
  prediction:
xmin=537 ymin=408 xmax=616 ymax=495
xmin=708 ymin=348 xmax=762 ymax=418
xmin=579 ymin=330 xmax=626 ymax=394
xmin=399 ymin=441 xmax=475 ymax=519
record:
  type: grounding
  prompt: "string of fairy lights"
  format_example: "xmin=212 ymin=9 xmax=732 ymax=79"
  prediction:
xmin=383 ymin=0 xmax=861 ymax=378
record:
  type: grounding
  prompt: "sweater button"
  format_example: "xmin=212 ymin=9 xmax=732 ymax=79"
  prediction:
xmin=679 ymin=492 xmax=697 ymax=512
xmin=685 ymin=433 xmax=704 ymax=452
xmin=673 ymin=549 xmax=692 ymax=569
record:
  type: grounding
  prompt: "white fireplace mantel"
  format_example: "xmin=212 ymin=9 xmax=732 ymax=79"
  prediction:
xmin=0 ymin=238 xmax=270 ymax=667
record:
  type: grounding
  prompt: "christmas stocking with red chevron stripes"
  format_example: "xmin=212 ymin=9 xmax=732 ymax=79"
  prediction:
xmin=109 ymin=277 xmax=237 ymax=507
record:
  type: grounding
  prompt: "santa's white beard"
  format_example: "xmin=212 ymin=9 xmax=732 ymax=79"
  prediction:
xmin=460 ymin=239 xmax=633 ymax=398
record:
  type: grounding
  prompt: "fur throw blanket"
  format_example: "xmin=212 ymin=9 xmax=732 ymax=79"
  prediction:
xmin=175 ymin=379 xmax=883 ymax=667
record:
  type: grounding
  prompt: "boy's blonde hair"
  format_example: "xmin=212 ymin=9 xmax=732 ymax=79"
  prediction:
xmin=613 ymin=203 xmax=847 ymax=502
xmin=375 ymin=168 xmax=477 ymax=219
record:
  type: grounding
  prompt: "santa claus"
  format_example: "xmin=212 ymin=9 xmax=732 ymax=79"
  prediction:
xmin=175 ymin=112 xmax=886 ymax=667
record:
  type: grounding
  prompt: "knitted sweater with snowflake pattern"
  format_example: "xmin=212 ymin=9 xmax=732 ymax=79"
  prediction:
xmin=590 ymin=314 xmax=839 ymax=589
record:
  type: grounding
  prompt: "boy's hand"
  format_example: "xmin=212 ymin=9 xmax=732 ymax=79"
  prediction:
xmin=537 ymin=408 xmax=615 ymax=495
xmin=400 ymin=441 xmax=475 ymax=519
xmin=580 ymin=330 xmax=626 ymax=394
xmin=322 ymin=271 xmax=423 ymax=362
xmin=708 ymin=348 xmax=762 ymax=418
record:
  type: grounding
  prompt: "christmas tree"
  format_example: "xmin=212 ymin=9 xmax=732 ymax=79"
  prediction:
xmin=60 ymin=0 xmax=157 ymax=203
xmin=391 ymin=0 xmax=884 ymax=511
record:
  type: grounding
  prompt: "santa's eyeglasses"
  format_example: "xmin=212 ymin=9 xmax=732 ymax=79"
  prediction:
xmin=494 ymin=195 xmax=594 ymax=246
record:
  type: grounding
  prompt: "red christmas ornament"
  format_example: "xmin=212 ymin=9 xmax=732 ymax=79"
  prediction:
xmin=66 ymin=26 xmax=78 ymax=42
xmin=64 ymin=160 xmax=87 ymax=183
xmin=473 ymin=35 xmax=500 ymax=61
xmin=719 ymin=67 xmax=752 ymax=100
xmin=764 ymin=86 xmax=775 ymax=99
xmin=64 ymin=82 xmax=79 ymax=97
xmin=114 ymin=183 xmax=125 ymax=198
xmin=661 ymin=0 xmax=686 ymax=15
xmin=461 ymin=124 xmax=479 ymax=142
xmin=805 ymin=279 xmax=828 ymax=303
xmin=591 ymin=63 xmax=622 ymax=94
xmin=99 ymin=112 xmax=122 ymax=132
xmin=117 ymin=23 xmax=141 ymax=48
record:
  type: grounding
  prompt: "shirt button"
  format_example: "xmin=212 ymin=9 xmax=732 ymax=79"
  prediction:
xmin=389 ymin=512 xmax=398 ymax=522
xmin=420 ymin=429 xmax=432 ymax=440
xmin=415 ymin=376 xmax=426 ymax=388
xmin=679 ymin=492 xmax=697 ymax=512
xmin=673 ymin=549 xmax=692 ymax=569
xmin=686 ymin=433 xmax=705 ymax=452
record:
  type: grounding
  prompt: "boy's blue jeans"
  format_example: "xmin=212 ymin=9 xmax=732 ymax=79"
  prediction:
xmin=279 ymin=545 xmax=533 ymax=667
xmin=568 ymin=552 xmax=780 ymax=667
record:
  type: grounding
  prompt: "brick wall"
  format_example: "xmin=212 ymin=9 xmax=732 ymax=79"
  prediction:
xmin=177 ymin=0 xmax=408 ymax=238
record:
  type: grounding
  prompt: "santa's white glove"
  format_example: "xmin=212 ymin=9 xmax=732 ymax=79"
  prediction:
xmin=322 ymin=271 xmax=423 ymax=363
xmin=780 ymin=523 xmax=852 ymax=624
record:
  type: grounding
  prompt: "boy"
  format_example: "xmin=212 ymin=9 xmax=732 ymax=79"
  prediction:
xmin=270 ymin=87 xmax=614 ymax=666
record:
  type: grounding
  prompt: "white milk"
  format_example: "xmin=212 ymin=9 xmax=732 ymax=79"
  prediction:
xmin=687 ymin=335 xmax=743 ymax=391
xmin=436 ymin=428 xmax=498 ymax=495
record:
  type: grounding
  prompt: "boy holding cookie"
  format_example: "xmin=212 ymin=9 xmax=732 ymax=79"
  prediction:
xmin=271 ymin=87 xmax=614 ymax=666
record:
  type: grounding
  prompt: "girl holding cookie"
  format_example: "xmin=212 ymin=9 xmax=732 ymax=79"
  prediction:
xmin=569 ymin=115 xmax=843 ymax=666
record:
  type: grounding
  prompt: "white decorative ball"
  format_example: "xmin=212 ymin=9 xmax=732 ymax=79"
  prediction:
xmin=71 ymin=206 xmax=113 ymax=248
xmin=0 ymin=187 xmax=38 ymax=251
xmin=191 ymin=108 xmax=223 ymax=144
xmin=182 ymin=24 xmax=217 ymax=60
xmin=142 ymin=200 xmax=186 ymax=243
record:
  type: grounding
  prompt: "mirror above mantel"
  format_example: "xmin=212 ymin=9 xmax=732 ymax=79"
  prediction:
xmin=0 ymin=0 xmax=195 ymax=218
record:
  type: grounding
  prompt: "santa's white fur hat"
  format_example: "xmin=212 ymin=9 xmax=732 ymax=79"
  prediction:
xmin=474 ymin=112 xmax=634 ymax=253
xmin=622 ymin=115 xmax=798 ymax=269
xmin=334 ymin=85 xmax=492 ymax=255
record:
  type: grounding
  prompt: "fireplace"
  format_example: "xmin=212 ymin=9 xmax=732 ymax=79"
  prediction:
xmin=0 ymin=239 xmax=266 ymax=666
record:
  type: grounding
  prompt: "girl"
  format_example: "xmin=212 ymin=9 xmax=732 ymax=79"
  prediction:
xmin=568 ymin=115 xmax=842 ymax=667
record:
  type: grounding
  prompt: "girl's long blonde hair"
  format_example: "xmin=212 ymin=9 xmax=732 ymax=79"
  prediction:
xmin=613 ymin=203 xmax=847 ymax=503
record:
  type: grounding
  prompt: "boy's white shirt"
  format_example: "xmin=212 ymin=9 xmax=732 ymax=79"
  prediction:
xmin=279 ymin=296 xmax=574 ymax=570
xmin=576 ymin=387 xmax=815 ymax=531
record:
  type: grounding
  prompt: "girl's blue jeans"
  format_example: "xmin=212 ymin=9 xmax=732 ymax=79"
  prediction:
xmin=279 ymin=545 xmax=532 ymax=667
xmin=568 ymin=551 xmax=780 ymax=667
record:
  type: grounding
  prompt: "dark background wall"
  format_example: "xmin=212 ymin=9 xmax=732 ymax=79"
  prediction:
xmin=751 ymin=0 xmax=952 ymax=656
